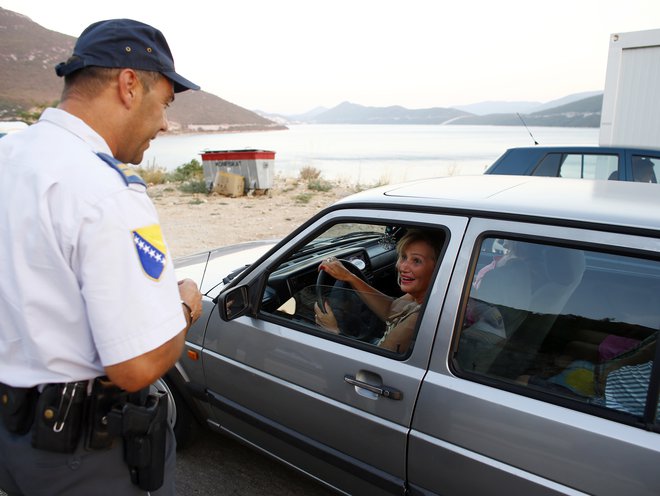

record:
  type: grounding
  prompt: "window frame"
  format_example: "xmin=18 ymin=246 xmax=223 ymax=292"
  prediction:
xmin=255 ymin=214 xmax=451 ymax=360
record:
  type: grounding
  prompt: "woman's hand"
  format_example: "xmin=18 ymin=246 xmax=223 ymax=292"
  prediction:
xmin=319 ymin=257 xmax=354 ymax=283
xmin=314 ymin=301 xmax=339 ymax=333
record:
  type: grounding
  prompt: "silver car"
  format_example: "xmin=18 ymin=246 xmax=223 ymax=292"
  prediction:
xmin=166 ymin=175 xmax=660 ymax=495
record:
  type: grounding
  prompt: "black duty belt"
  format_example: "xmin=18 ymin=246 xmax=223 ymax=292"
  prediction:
xmin=0 ymin=377 xmax=168 ymax=491
xmin=0 ymin=377 xmax=125 ymax=451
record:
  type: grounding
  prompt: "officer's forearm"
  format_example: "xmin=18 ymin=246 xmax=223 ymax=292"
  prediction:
xmin=104 ymin=330 xmax=186 ymax=392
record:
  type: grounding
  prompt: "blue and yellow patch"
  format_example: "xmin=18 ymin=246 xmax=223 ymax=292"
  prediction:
xmin=132 ymin=224 xmax=167 ymax=280
xmin=97 ymin=152 xmax=146 ymax=187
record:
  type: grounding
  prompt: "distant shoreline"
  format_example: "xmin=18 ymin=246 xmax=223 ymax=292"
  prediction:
xmin=164 ymin=125 xmax=288 ymax=137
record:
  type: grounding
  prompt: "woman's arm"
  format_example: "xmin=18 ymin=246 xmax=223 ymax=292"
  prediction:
xmin=319 ymin=258 xmax=393 ymax=319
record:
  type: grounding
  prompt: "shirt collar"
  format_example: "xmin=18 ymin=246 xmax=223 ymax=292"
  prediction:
xmin=39 ymin=108 xmax=113 ymax=157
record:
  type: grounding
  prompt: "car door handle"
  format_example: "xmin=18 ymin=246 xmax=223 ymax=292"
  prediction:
xmin=344 ymin=375 xmax=403 ymax=400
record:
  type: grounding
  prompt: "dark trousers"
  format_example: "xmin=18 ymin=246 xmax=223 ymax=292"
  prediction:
xmin=0 ymin=422 xmax=176 ymax=496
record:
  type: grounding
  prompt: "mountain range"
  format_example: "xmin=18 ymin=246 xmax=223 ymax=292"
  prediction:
xmin=260 ymin=91 xmax=603 ymax=127
xmin=2 ymin=7 xmax=602 ymax=130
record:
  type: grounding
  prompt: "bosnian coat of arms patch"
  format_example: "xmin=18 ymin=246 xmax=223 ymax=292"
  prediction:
xmin=132 ymin=224 xmax=167 ymax=280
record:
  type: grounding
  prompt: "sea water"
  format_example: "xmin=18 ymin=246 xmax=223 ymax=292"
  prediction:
xmin=141 ymin=124 xmax=599 ymax=185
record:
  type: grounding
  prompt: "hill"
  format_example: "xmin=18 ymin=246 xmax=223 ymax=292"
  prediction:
xmin=449 ymin=94 xmax=603 ymax=127
xmin=0 ymin=7 xmax=284 ymax=132
xmin=531 ymin=91 xmax=602 ymax=113
xmin=452 ymin=91 xmax=602 ymax=116
xmin=453 ymin=100 xmax=543 ymax=116
xmin=167 ymin=91 xmax=284 ymax=133
xmin=0 ymin=8 xmax=73 ymax=117
xmin=308 ymin=101 xmax=470 ymax=125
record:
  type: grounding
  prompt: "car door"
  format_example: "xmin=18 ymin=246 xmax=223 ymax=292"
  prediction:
xmin=408 ymin=218 xmax=660 ymax=495
xmin=201 ymin=208 xmax=468 ymax=495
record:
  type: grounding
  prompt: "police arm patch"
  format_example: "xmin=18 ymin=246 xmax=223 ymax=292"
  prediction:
xmin=132 ymin=224 xmax=168 ymax=280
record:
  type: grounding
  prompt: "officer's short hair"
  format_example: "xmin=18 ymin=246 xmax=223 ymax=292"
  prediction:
xmin=60 ymin=65 xmax=163 ymax=100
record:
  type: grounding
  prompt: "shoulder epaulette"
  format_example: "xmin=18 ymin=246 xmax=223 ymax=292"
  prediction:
xmin=96 ymin=152 xmax=147 ymax=188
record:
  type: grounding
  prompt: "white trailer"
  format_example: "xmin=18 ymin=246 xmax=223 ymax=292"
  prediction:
xmin=599 ymin=28 xmax=660 ymax=149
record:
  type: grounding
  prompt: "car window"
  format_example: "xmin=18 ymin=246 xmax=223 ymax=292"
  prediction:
xmin=556 ymin=154 xmax=619 ymax=180
xmin=532 ymin=153 xmax=562 ymax=176
xmin=533 ymin=153 xmax=619 ymax=180
xmin=631 ymin=155 xmax=659 ymax=183
xmin=455 ymin=237 xmax=660 ymax=424
xmin=259 ymin=222 xmax=446 ymax=356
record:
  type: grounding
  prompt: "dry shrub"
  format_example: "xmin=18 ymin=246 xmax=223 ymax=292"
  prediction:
xmin=136 ymin=164 xmax=168 ymax=185
xmin=299 ymin=166 xmax=321 ymax=181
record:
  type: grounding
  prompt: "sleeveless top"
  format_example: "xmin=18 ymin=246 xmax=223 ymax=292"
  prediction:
xmin=376 ymin=297 xmax=421 ymax=348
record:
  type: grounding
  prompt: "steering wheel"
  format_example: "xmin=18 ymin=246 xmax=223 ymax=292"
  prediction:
xmin=316 ymin=259 xmax=384 ymax=341
xmin=316 ymin=259 xmax=368 ymax=314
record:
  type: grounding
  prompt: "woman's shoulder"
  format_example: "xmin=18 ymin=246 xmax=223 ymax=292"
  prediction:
xmin=391 ymin=294 xmax=418 ymax=313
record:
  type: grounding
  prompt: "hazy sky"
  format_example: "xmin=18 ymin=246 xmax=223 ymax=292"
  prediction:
xmin=3 ymin=0 xmax=660 ymax=114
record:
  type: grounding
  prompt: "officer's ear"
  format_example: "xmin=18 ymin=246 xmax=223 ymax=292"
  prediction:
xmin=117 ymin=69 xmax=141 ymax=109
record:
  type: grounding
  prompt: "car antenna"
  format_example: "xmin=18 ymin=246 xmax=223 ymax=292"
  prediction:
xmin=517 ymin=113 xmax=539 ymax=145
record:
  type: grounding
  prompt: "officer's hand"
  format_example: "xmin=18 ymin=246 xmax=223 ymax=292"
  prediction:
xmin=178 ymin=279 xmax=202 ymax=324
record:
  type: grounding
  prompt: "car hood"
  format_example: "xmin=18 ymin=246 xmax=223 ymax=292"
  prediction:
xmin=174 ymin=239 xmax=279 ymax=295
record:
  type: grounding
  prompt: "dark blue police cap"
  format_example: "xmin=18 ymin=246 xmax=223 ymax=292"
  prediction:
xmin=55 ymin=19 xmax=200 ymax=93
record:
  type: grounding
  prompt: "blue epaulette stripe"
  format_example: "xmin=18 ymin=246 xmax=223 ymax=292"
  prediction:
xmin=96 ymin=152 xmax=147 ymax=187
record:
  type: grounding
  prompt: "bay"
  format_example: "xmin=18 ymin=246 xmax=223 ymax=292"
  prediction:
xmin=141 ymin=124 xmax=599 ymax=185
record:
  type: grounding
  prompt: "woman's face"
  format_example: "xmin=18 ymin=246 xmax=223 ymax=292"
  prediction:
xmin=396 ymin=240 xmax=437 ymax=303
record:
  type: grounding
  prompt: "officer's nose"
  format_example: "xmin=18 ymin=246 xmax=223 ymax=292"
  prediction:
xmin=160 ymin=111 xmax=169 ymax=133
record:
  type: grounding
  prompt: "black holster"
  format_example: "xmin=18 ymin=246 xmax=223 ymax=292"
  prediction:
xmin=85 ymin=376 xmax=125 ymax=450
xmin=107 ymin=390 xmax=168 ymax=492
xmin=0 ymin=383 xmax=38 ymax=435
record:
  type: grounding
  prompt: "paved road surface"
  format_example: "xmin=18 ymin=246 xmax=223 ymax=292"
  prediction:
xmin=175 ymin=428 xmax=337 ymax=495
xmin=0 ymin=428 xmax=335 ymax=495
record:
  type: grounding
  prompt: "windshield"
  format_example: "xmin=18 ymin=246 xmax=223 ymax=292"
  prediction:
xmin=294 ymin=223 xmax=392 ymax=256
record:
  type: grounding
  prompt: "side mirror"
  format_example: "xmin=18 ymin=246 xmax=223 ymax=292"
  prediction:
xmin=217 ymin=285 xmax=250 ymax=321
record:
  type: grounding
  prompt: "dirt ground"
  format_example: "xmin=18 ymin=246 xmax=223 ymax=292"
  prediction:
xmin=151 ymin=175 xmax=355 ymax=258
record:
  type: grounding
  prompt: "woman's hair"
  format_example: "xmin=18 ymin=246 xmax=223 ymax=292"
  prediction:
xmin=396 ymin=229 xmax=443 ymax=262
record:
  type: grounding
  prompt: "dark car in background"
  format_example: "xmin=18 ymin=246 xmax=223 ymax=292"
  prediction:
xmin=485 ymin=145 xmax=660 ymax=183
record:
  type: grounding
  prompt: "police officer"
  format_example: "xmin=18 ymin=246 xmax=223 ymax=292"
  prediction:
xmin=0 ymin=19 xmax=203 ymax=495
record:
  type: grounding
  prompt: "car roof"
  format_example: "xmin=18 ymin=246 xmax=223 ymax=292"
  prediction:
xmin=335 ymin=175 xmax=660 ymax=233
xmin=503 ymin=145 xmax=660 ymax=154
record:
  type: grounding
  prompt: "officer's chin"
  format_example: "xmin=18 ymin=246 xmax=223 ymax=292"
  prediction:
xmin=131 ymin=154 xmax=145 ymax=166
xmin=127 ymin=148 xmax=147 ymax=166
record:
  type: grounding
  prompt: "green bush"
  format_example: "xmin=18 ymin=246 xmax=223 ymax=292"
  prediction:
xmin=178 ymin=180 xmax=208 ymax=194
xmin=168 ymin=159 xmax=203 ymax=182
xmin=307 ymin=179 xmax=333 ymax=192
xmin=294 ymin=193 xmax=313 ymax=204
